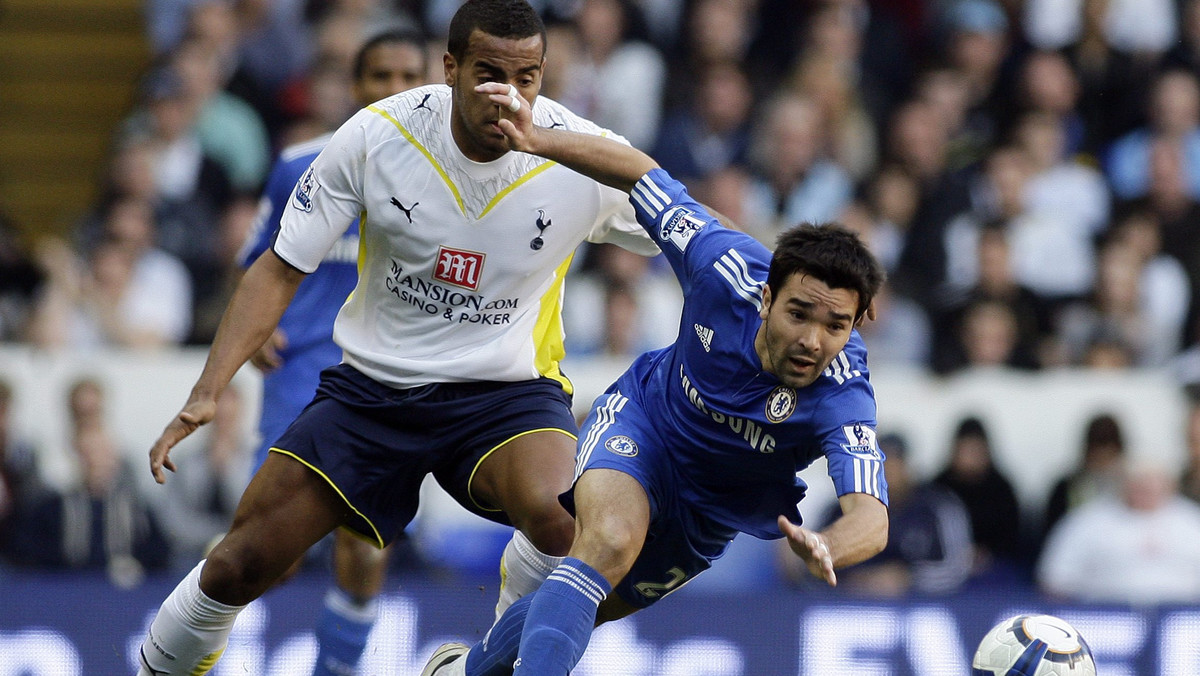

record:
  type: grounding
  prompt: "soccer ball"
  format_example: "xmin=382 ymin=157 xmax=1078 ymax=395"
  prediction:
xmin=972 ymin=614 xmax=1096 ymax=675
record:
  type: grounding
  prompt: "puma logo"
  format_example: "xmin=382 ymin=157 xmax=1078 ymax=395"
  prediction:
xmin=391 ymin=198 xmax=418 ymax=223
xmin=414 ymin=93 xmax=433 ymax=111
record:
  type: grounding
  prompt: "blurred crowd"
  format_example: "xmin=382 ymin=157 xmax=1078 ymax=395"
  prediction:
xmin=4 ymin=0 xmax=1200 ymax=602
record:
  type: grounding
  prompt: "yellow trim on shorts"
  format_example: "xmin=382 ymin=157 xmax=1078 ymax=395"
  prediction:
xmin=366 ymin=105 xmax=466 ymax=216
xmin=268 ymin=447 xmax=385 ymax=549
xmin=466 ymin=427 xmax=579 ymax=513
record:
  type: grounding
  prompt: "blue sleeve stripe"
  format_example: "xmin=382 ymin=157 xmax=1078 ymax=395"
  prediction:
xmin=713 ymin=249 xmax=764 ymax=308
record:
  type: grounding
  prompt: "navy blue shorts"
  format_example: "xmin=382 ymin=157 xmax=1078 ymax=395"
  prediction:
xmin=562 ymin=392 xmax=738 ymax=609
xmin=272 ymin=364 xmax=577 ymax=547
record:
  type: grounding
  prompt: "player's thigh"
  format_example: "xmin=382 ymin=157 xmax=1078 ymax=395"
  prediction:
xmin=471 ymin=428 xmax=577 ymax=517
xmin=209 ymin=454 xmax=348 ymax=585
xmin=569 ymin=468 xmax=651 ymax=585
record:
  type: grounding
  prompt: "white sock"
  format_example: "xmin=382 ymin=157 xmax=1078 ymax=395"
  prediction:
xmin=137 ymin=560 xmax=246 ymax=675
xmin=494 ymin=530 xmax=563 ymax=620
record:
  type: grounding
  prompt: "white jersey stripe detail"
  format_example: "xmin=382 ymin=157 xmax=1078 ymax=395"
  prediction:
xmin=714 ymin=251 xmax=764 ymax=308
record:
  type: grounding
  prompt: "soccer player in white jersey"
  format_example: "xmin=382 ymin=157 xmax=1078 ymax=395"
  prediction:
xmin=420 ymin=84 xmax=891 ymax=675
xmin=134 ymin=1 xmax=659 ymax=673
xmin=236 ymin=29 xmax=429 ymax=676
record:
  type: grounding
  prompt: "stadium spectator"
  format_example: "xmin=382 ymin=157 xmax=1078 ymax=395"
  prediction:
xmin=932 ymin=223 xmax=1050 ymax=373
xmin=1015 ymin=111 xmax=1111 ymax=241
xmin=0 ymin=211 xmax=43 ymax=343
xmin=1014 ymin=50 xmax=1092 ymax=159
xmin=1024 ymin=0 xmax=1177 ymax=54
xmin=28 ymin=230 xmax=192 ymax=351
xmin=554 ymin=0 xmax=664 ymax=149
xmin=2 ymin=378 xmax=170 ymax=587
xmin=810 ymin=434 xmax=973 ymax=597
xmin=887 ymin=99 xmax=973 ymax=312
xmin=1038 ymin=457 xmax=1200 ymax=605
xmin=742 ymin=93 xmax=854 ymax=245
xmin=943 ymin=145 xmax=1095 ymax=308
xmin=1106 ymin=69 xmax=1200 ymax=201
xmin=0 ymin=379 xmax=41 ymax=560
xmin=936 ymin=0 xmax=1015 ymax=160
xmin=422 ymin=101 xmax=888 ymax=674
xmin=169 ymin=35 xmax=271 ymax=194
xmin=118 ymin=66 xmax=234 ymax=324
xmin=788 ymin=50 xmax=877 ymax=181
xmin=1054 ymin=225 xmax=1184 ymax=368
xmin=1041 ymin=413 xmax=1126 ymax=545
xmin=933 ymin=416 xmax=1026 ymax=584
xmin=134 ymin=3 xmax=663 ymax=674
xmin=235 ymin=28 xmax=428 ymax=676
xmin=651 ymin=60 xmax=753 ymax=184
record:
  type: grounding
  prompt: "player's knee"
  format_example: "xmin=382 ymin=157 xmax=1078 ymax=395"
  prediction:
xmin=201 ymin=540 xmax=277 ymax=606
xmin=574 ymin=519 xmax=641 ymax=580
xmin=513 ymin=505 xmax=575 ymax=556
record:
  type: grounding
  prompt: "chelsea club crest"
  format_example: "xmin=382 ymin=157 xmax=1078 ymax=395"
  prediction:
xmin=604 ymin=435 xmax=639 ymax=457
xmin=765 ymin=386 xmax=797 ymax=423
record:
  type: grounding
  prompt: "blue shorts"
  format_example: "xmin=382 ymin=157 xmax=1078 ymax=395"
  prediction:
xmin=563 ymin=392 xmax=738 ymax=609
xmin=272 ymin=364 xmax=577 ymax=547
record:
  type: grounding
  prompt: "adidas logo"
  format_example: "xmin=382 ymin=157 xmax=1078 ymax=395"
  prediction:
xmin=694 ymin=324 xmax=713 ymax=352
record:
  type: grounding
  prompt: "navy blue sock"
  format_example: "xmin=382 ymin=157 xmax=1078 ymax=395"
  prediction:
xmin=464 ymin=595 xmax=533 ymax=676
xmin=311 ymin=587 xmax=377 ymax=676
xmin=513 ymin=558 xmax=611 ymax=675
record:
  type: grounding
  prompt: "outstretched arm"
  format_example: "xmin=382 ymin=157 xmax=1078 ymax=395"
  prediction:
xmin=479 ymin=83 xmax=658 ymax=194
xmin=149 ymin=250 xmax=305 ymax=483
xmin=778 ymin=492 xmax=888 ymax=586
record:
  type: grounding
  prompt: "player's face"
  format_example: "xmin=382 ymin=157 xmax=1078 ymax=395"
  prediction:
xmin=444 ymin=29 xmax=544 ymax=162
xmin=755 ymin=272 xmax=859 ymax=389
xmin=354 ymin=42 xmax=428 ymax=105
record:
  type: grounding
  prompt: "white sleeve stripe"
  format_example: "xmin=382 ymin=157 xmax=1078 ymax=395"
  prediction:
xmin=642 ymin=174 xmax=673 ymax=207
xmin=851 ymin=457 xmax=884 ymax=497
xmin=714 ymin=251 xmax=764 ymax=307
xmin=633 ymin=179 xmax=666 ymax=214
xmin=630 ymin=187 xmax=657 ymax=217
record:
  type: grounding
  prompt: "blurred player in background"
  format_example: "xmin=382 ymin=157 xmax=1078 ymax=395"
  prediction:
xmin=136 ymin=1 xmax=659 ymax=674
xmin=235 ymin=28 xmax=428 ymax=676
xmin=421 ymin=82 xmax=890 ymax=676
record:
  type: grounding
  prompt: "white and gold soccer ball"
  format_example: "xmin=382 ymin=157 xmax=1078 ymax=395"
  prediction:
xmin=972 ymin=614 xmax=1097 ymax=676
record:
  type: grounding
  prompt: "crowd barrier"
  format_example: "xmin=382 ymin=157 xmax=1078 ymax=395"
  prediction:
xmin=1 ymin=568 xmax=1196 ymax=675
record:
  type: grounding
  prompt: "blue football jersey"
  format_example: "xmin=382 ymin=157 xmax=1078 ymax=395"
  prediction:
xmin=238 ymin=134 xmax=360 ymax=458
xmin=612 ymin=169 xmax=887 ymax=539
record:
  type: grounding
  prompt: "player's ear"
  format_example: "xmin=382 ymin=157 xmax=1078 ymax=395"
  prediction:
xmin=443 ymin=52 xmax=456 ymax=87
xmin=759 ymin=285 xmax=773 ymax=321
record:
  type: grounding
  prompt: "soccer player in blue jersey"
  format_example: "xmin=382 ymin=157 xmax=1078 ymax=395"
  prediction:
xmin=421 ymin=84 xmax=892 ymax=675
xmin=136 ymin=1 xmax=662 ymax=673
xmin=236 ymin=29 xmax=427 ymax=676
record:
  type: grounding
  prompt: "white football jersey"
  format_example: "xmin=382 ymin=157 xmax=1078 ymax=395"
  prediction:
xmin=275 ymin=84 xmax=658 ymax=391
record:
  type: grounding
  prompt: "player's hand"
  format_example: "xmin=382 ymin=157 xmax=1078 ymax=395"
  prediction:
xmin=476 ymin=82 xmax=535 ymax=152
xmin=778 ymin=515 xmax=837 ymax=587
xmin=149 ymin=398 xmax=218 ymax=484
xmin=250 ymin=329 xmax=288 ymax=372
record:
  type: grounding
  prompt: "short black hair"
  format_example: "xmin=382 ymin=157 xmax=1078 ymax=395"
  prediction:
xmin=353 ymin=28 xmax=428 ymax=80
xmin=447 ymin=0 xmax=546 ymax=60
xmin=767 ymin=224 xmax=885 ymax=321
